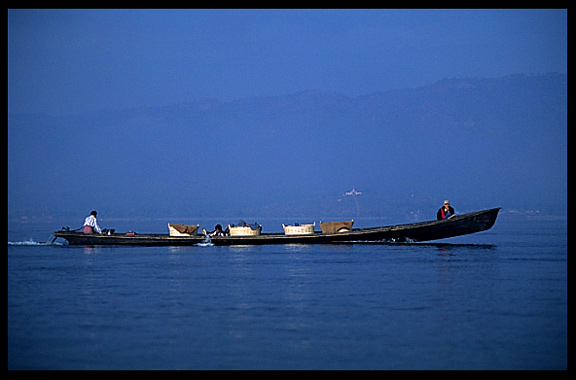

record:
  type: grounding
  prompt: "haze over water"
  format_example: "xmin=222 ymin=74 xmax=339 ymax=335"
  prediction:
xmin=8 ymin=10 xmax=566 ymax=221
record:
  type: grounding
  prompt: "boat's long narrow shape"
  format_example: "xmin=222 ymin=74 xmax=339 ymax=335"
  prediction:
xmin=52 ymin=208 xmax=500 ymax=246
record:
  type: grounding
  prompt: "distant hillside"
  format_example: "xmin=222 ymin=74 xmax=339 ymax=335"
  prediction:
xmin=8 ymin=73 xmax=567 ymax=221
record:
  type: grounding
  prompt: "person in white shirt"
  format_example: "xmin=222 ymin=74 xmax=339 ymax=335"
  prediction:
xmin=83 ymin=210 xmax=102 ymax=234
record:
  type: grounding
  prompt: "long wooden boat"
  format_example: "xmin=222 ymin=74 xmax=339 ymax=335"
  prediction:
xmin=52 ymin=208 xmax=500 ymax=246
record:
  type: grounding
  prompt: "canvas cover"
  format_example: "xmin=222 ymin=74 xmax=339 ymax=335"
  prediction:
xmin=320 ymin=220 xmax=354 ymax=233
xmin=168 ymin=224 xmax=199 ymax=235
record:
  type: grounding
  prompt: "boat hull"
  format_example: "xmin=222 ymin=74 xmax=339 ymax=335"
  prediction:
xmin=53 ymin=208 xmax=500 ymax=246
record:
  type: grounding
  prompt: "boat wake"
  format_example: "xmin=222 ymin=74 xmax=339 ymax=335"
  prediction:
xmin=196 ymin=235 xmax=214 ymax=247
xmin=8 ymin=238 xmax=65 ymax=246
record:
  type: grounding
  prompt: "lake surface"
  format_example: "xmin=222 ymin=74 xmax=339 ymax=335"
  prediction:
xmin=7 ymin=218 xmax=567 ymax=369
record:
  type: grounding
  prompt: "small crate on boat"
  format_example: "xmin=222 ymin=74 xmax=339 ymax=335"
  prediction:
xmin=282 ymin=223 xmax=315 ymax=235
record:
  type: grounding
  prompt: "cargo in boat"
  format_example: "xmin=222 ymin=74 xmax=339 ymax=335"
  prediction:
xmin=282 ymin=223 xmax=315 ymax=235
xmin=320 ymin=220 xmax=354 ymax=233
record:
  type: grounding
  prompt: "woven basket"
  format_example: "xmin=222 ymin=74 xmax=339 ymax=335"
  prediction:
xmin=228 ymin=225 xmax=262 ymax=236
xmin=282 ymin=223 xmax=315 ymax=235
xmin=168 ymin=223 xmax=199 ymax=236
xmin=320 ymin=220 xmax=354 ymax=233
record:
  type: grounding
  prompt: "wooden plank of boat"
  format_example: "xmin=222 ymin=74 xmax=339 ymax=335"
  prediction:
xmin=52 ymin=208 xmax=500 ymax=246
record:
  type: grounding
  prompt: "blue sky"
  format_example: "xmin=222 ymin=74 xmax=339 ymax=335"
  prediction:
xmin=8 ymin=9 xmax=567 ymax=115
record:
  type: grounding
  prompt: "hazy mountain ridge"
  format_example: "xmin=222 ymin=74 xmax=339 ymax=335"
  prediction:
xmin=8 ymin=73 xmax=567 ymax=221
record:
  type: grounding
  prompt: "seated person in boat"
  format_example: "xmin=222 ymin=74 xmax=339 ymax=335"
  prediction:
xmin=83 ymin=210 xmax=102 ymax=234
xmin=207 ymin=224 xmax=227 ymax=236
xmin=437 ymin=200 xmax=455 ymax=220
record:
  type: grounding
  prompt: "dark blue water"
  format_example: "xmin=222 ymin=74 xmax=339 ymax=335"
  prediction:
xmin=8 ymin=218 xmax=567 ymax=369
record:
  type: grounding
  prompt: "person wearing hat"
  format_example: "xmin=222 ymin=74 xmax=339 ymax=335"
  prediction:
xmin=83 ymin=210 xmax=102 ymax=234
xmin=437 ymin=200 xmax=455 ymax=220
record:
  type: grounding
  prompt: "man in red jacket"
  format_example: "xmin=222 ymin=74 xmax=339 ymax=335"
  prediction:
xmin=437 ymin=200 xmax=455 ymax=220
